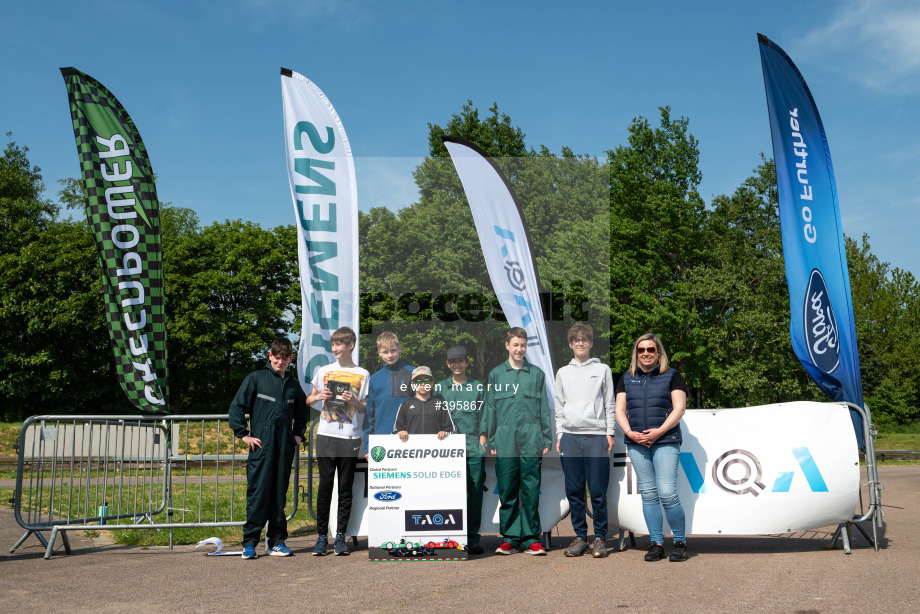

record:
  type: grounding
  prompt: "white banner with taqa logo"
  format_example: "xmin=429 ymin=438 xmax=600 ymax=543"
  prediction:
xmin=281 ymin=68 xmax=359 ymax=392
xmin=610 ymin=402 xmax=860 ymax=535
xmin=366 ymin=434 xmax=468 ymax=560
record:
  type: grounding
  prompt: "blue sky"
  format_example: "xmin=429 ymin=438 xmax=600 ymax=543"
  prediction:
xmin=3 ymin=0 xmax=919 ymax=276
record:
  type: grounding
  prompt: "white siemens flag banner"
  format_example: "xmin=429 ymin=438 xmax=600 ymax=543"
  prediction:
xmin=281 ymin=68 xmax=359 ymax=391
xmin=441 ymin=136 xmax=556 ymax=405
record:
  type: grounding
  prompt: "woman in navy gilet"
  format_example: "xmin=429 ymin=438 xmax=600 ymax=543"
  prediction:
xmin=614 ymin=333 xmax=689 ymax=562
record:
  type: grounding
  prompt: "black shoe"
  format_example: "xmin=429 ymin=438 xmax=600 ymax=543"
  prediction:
xmin=564 ymin=538 xmax=589 ymax=557
xmin=644 ymin=543 xmax=665 ymax=562
xmin=468 ymin=543 xmax=484 ymax=555
xmin=312 ymin=535 xmax=328 ymax=556
xmin=591 ymin=538 xmax=608 ymax=558
xmin=669 ymin=541 xmax=688 ymax=562
xmin=333 ymin=534 xmax=350 ymax=556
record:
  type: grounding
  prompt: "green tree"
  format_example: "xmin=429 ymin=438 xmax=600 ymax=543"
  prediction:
xmin=0 ymin=217 xmax=124 ymax=419
xmin=691 ymin=159 xmax=823 ymax=408
xmin=426 ymin=100 xmax=528 ymax=159
xmin=58 ymin=175 xmax=200 ymax=246
xmin=0 ymin=140 xmax=125 ymax=419
xmin=846 ymin=233 xmax=920 ymax=425
xmin=359 ymin=102 xmax=609 ymax=379
xmin=607 ymin=108 xmax=707 ymax=397
xmin=1 ymin=135 xmax=58 ymax=255
xmin=165 ymin=220 xmax=298 ymax=412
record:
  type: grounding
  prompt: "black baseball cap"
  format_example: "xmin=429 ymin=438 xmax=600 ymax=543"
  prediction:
xmin=446 ymin=346 xmax=468 ymax=360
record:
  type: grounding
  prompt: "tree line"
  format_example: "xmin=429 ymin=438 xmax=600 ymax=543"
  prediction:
xmin=1 ymin=103 xmax=917 ymax=427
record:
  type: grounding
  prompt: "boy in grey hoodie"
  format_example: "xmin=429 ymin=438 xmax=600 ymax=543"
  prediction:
xmin=554 ymin=323 xmax=615 ymax=558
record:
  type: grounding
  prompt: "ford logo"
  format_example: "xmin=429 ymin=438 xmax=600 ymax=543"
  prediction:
xmin=803 ymin=269 xmax=840 ymax=373
xmin=374 ymin=491 xmax=402 ymax=502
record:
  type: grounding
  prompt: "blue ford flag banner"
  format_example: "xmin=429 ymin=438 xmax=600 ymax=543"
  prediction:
xmin=758 ymin=34 xmax=865 ymax=448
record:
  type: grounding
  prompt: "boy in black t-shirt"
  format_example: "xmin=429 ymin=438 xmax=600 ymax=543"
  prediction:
xmin=394 ymin=366 xmax=454 ymax=440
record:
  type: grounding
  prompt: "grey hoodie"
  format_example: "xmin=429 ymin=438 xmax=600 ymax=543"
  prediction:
xmin=553 ymin=357 xmax=616 ymax=438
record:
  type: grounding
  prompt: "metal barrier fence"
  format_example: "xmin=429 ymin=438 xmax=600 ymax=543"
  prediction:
xmin=9 ymin=415 xmax=301 ymax=559
xmin=11 ymin=407 xmax=881 ymax=557
xmin=829 ymin=402 xmax=884 ymax=554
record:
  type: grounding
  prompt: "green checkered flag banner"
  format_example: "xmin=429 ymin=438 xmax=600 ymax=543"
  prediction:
xmin=61 ymin=67 xmax=169 ymax=413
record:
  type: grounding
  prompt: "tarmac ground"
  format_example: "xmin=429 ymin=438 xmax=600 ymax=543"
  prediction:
xmin=1 ymin=466 xmax=917 ymax=613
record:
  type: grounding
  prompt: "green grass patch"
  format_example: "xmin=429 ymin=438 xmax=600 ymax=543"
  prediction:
xmin=876 ymin=432 xmax=920 ymax=450
xmin=875 ymin=421 xmax=920 ymax=434
xmin=171 ymin=420 xmax=248 ymax=456
xmin=0 ymin=422 xmax=21 ymax=457
xmin=1 ymin=475 xmax=319 ymax=547
xmin=1 ymin=487 xmax=15 ymax=509
xmin=110 ymin=480 xmax=318 ymax=547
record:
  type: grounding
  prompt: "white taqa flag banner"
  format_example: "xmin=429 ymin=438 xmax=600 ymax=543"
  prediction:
xmin=442 ymin=137 xmax=556 ymax=407
xmin=281 ymin=68 xmax=359 ymax=391
xmin=610 ymin=402 xmax=860 ymax=535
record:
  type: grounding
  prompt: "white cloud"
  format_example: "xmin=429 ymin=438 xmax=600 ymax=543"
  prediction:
xmin=799 ymin=0 xmax=920 ymax=91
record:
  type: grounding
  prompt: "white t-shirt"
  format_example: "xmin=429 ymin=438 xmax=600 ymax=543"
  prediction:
xmin=311 ymin=362 xmax=370 ymax=440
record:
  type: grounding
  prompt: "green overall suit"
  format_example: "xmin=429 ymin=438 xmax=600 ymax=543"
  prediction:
xmin=482 ymin=361 xmax=551 ymax=549
xmin=229 ymin=362 xmax=307 ymax=549
xmin=436 ymin=376 xmax=486 ymax=545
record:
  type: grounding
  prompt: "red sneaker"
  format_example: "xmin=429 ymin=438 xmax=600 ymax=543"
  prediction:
xmin=526 ymin=542 xmax=547 ymax=556
xmin=495 ymin=542 xmax=516 ymax=555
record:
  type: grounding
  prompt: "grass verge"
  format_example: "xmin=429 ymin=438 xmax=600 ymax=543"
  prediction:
xmin=1 ymin=475 xmax=319 ymax=547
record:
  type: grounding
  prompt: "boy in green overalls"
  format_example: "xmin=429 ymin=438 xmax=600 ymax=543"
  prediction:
xmin=482 ymin=327 xmax=552 ymax=555
xmin=435 ymin=346 xmax=487 ymax=555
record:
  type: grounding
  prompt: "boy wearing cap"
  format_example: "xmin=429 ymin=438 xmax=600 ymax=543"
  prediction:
xmin=394 ymin=366 xmax=455 ymax=440
xmin=435 ymin=346 xmax=487 ymax=555
xmin=482 ymin=327 xmax=552 ymax=556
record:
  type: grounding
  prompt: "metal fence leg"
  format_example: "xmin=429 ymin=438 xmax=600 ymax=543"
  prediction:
xmin=872 ymin=508 xmax=880 ymax=551
xmin=833 ymin=517 xmax=876 ymax=553
xmin=9 ymin=529 xmax=42 ymax=553
xmin=541 ymin=530 xmax=551 ymax=550
xmin=829 ymin=523 xmax=842 ymax=548
xmin=618 ymin=528 xmax=634 ymax=552
xmin=851 ymin=520 xmax=875 ymax=548
xmin=44 ymin=527 xmax=60 ymax=559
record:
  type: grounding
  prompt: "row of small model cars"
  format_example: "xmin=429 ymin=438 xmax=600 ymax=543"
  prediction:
xmin=380 ymin=538 xmax=462 ymax=557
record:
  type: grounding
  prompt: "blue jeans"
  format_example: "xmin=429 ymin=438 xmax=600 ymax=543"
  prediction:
xmin=627 ymin=443 xmax=685 ymax=543
xmin=559 ymin=433 xmax=610 ymax=540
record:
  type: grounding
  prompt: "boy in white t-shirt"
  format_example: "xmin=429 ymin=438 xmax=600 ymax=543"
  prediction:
xmin=306 ymin=326 xmax=369 ymax=556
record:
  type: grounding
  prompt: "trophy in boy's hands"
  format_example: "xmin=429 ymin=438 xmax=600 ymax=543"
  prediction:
xmin=327 ymin=380 xmax=351 ymax=409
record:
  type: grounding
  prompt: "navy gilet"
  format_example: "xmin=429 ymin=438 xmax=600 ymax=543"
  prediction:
xmin=622 ymin=366 xmax=682 ymax=445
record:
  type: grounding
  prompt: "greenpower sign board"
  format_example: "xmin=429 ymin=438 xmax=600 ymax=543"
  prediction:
xmin=61 ymin=68 xmax=169 ymax=413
